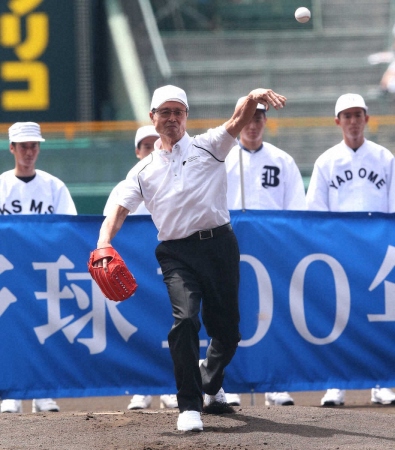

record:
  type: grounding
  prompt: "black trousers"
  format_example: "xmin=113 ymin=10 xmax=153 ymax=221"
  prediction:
xmin=155 ymin=226 xmax=241 ymax=412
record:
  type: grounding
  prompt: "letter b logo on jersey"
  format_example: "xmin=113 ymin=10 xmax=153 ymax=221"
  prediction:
xmin=262 ymin=165 xmax=280 ymax=188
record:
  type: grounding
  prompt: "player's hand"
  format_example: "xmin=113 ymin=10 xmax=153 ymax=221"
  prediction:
xmin=93 ymin=245 xmax=113 ymax=271
xmin=88 ymin=247 xmax=138 ymax=301
xmin=249 ymin=89 xmax=287 ymax=111
xmin=93 ymin=257 xmax=109 ymax=272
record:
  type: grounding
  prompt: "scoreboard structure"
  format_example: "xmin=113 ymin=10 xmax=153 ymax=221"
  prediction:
xmin=0 ymin=0 xmax=98 ymax=123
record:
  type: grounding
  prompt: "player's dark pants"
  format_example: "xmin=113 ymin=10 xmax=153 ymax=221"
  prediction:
xmin=155 ymin=223 xmax=241 ymax=413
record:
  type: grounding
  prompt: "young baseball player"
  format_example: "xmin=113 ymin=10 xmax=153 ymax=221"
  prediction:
xmin=225 ymin=97 xmax=306 ymax=407
xmin=226 ymin=96 xmax=306 ymax=212
xmin=306 ymin=93 xmax=395 ymax=406
xmin=103 ymin=125 xmax=160 ymax=217
xmin=104 ymin=125 xmax=179 ymax=411
xmin=93 ymin=85 xmax=287 ymax=431
xmin=0 ymin=123 xmax=77 ymax=216
xmin=0 ymin=122 xmax=76 ymax=413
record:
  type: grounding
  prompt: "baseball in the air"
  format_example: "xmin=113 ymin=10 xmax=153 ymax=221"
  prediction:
xmin=295 ymin=7 xmax=311 ymax=23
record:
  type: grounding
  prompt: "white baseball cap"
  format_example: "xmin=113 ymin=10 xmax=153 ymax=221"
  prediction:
xmin=9 ymin=122 xmax=45 ymax=142
xmin=150 ymin=85 xmax=189 ymax=110
xmin=134 ymin=125 xmax=159 ymax=148
xmin=335 ymin=93 xmax=368 ymax=117
xmin=236 ymin=96 xmax=266 ymax=112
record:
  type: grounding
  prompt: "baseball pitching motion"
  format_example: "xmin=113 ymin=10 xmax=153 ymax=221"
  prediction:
xmin=88 ymin=247 xmax=137 ymax=301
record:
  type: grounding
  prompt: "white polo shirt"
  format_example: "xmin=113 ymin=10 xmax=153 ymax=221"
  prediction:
xmin=226 ymin=142 xmax=306 ymax=210
xmin=117 ymin=125 xmax=237 ymax=240
xmin=103 ymin=180 xmax=149 ymax=216
xmin=306 ymin=139 xmax=395 ymax=212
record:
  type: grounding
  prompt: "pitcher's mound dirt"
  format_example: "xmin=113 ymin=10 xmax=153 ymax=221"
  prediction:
xmin=1 ymin=391 xmax=395 ymax=449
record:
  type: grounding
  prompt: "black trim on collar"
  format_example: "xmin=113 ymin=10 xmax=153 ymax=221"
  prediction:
xmin=16 ymin=174 xmax=36 ymax=183
xmin=238 ymin=141 xmax=263 ymax=153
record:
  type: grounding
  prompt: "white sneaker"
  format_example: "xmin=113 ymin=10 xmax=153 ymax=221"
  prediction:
xmin=225 ymin=393 xmax=241 ymax=406
xmin=371 ymin=387 xmax=395 ymax=405
xmin=32 ymin=398 xmax=60 ymax=413
xmin=320 ymin=389 xmax=345 ymax=406
xmin=265 ymin=392 xmax=294 ymax=406
xmin=177 ymin=410 xmax=203 ymax=431
xmin=203 ymin=387 xmax=235 ymax=414
xmin=127 ymin=395 xmax=152 ymax=410
xmin=203 ymin=387 xmax=227 ymax=407
xmin=1 ymin=399 xmax=22 ymax=413
xmin=160 ymin=394 xmax=178 ymax=409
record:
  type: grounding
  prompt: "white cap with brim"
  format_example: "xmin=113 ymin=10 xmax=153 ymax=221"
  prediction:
xmin=236 ymin=96 xmax=266 ymax=112
xmin=150 ymin=85 xmax=189 ymax=110
xmin=9 ymin=122 xmax=45 ymax=142
xmin=135 ymin=125 xmax=160 ymax=148
xmin=335 ymin=93 xmax=368 ymax=117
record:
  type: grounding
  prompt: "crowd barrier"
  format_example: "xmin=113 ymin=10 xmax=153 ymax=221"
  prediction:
xmin=0 ymin=211 xmax=394 ymax=399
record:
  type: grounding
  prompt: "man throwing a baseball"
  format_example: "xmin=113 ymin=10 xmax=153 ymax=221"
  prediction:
xmin=94 ymin=85 xmax=286 ymax=431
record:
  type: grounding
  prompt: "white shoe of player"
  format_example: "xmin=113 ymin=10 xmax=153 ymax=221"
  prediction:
xmin=371 ymin=387 xmax=395 ymax=405
xmin=265 ymin=392 xmax=294 ymax=406
xmin=177 ymin=410 xmax=203 ymax=431
xmin=320 ymin=389 xmax=345 ymax=406
xmin=225 ymin=393 xmax=241 ymax=406
xmin=127 ymin=395 xmax=152 ymax=410
xmin=32 ymin=398 xmax=60 ymax=413
xmin=1 ymin=399 xmax=22 ymax=413
xmin=204 ymin=387 xmax=227 ymax=407
xmin=160 ymin=394 xmax=178 ymax=409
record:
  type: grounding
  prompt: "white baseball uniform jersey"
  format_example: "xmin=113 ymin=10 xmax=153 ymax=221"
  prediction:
xmin=226 ymin=142 xmax=306 ymax=210
xmin=0 ymin=169 xmax=77 ymax=215
xmin=306 ymin=139 xmax=395 ymax=212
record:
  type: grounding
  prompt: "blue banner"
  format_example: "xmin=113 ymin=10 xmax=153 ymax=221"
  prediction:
xmin=0 ymin=211 xmax=395 ymax=399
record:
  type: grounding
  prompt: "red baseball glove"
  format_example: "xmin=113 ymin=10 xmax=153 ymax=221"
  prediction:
xmin=87 ymin=247 xmax=138 ymax=301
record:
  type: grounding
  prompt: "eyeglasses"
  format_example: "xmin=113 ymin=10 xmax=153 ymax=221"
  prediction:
xmin=153 ymin=108 xmax=188 ymax=118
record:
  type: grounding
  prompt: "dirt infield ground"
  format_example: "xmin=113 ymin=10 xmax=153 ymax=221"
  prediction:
xmin=1 ymin=390 xmax=395 ymax=449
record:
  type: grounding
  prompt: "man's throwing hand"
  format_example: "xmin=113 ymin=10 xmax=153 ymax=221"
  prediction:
xmin=248 ymin=88 xmax=287 ymax=112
